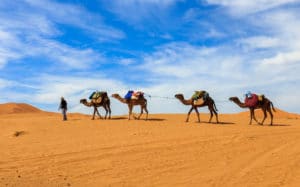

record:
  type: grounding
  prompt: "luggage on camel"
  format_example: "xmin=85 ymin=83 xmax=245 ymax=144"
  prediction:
xmin=192 ymin=90 xmax=208 ymax=105
xmin=124 ymin=90 xmax=144 ymax=100
xmin=124 ymin=90 xmax=134 ymax=100
xmin=258 ymin=94 xmax=264 ymax=102
xmin=89 ymin=91 xmax=96 ymax=99
xmin=89 ymin=91 xmax=105 ymax=104
xmin=131 ymin=91 xmax=144 ymax=100
xmin=245 ymin=93 xmax=258 ymax=107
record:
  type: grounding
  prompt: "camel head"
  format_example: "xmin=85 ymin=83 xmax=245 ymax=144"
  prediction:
xmin=111 ymin=93 xmax=120 ymax=98
xmin=80 ymin=99 xmax=87 ymax=103
xmin=229 ymin=97 xmax=239 ymax=102
xmin=174 ymin=94 xmax=184 ymax=100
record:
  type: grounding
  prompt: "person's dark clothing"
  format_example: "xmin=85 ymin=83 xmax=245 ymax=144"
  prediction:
xmin=59 ymin=98 xmax=68 ymax=121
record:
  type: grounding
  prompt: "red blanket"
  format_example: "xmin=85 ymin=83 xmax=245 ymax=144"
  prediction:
xmin=245 ymin=94 xmax=258 ymax=107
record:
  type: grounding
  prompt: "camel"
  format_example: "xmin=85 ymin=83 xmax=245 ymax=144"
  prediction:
xmin=111 ymin=93 xmax=148 ymax=120
xmin=229 ymin=96 xmax=276 ymax=125
xmin=80 ymin=92 xmax=111 ymax=120
xmin=174 ymin=93 xmax=219 ymax=123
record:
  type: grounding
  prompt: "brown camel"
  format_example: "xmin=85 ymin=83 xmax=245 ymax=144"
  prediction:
xmin=111 ymin=93 xmax=148 ymax=120
xmin=80 ymin=92 xmax=111 ymax=120
xmin=175 ymin=93 xmax=219 ymax=123
xmin=229 ymin=96 xmax=276 ymax=125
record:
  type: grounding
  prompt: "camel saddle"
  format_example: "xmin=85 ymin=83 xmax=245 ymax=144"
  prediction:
xmin=90 ymin=91 xmax=105 ymax=104
xmin=131 ymin=91 xmax=144 ymax=100
xmin=192 ymin=90 xmax=208 ymax=100
xmin=92 ymin=97 xmax=103 ymax=104
xmin=245 ymin=94 xmax=265 ymax=107
xmin=258 ymin=94 xmax=264 ymax=102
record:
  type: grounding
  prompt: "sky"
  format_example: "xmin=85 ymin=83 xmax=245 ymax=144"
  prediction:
xmin=1 ymin=0 xmax=300 ymax=115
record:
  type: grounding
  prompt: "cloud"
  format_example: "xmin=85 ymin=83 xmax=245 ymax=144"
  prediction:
xmin=105 ymin=0 xmax=182 ymax=29
xmin=0 ymin=0 xmax=124 ymax=69
xmin=261 ymin=51 xmax=300 ymax=65
xmin=205 ymin=0 xmax=299 ymax=15
xmin=237 ymin=36 xmax=280 ymax=49
xmin=24 ymin=0 xmax=125 ymax=40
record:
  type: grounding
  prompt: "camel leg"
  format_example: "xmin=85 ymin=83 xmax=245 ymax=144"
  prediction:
xmin=103 ymin=106 xmax=108 ymax=119
xmin=108 ymin=105 xmax=112 ymax=119
xmin=95 ymin=107 xmax=103 ymax=119
xmin=186 ymin=107 xmax=194 ymax=122
xmin=194 ymin=107 xmax=200 ymax=123
xmin=92 ymin=108 xmax=96 ymax=120
xmin=136 ymin=105 xmax=144 ymax=120
xmin=213 ymin=102 xmax=219 ymax=123
xmin=252 ymin=110 xmax=260 ymax=125
xmin=267 ymin=106 xmax=273 ymax=125
xmin=213 ymin=109 xmax=219 ymax=124
xmin=249 ymin=109 xmax=253 ymax=125
xmin=260 ymin=108 xmax=267 ymax=125
xmin=128 ymin=105 xmax=133 ymax=120
xmin=145 ymin=107 xmax=149 ymax=121
xmin=143 ymin=105 xmax=149 ymax=121
xmin=208 ymin=106 xmax=213 ymax=123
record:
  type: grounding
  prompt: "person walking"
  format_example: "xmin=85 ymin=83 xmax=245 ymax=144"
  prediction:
xmin=59 ymin=97 xmax=68 ymax=121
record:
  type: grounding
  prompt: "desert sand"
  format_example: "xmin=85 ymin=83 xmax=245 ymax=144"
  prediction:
xmin=0 ymin=103 xmax=300 ymax=187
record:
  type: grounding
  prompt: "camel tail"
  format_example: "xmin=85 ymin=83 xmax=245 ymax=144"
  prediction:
xmin=213 ymin=101 xmax=218 ymax=112
xmin=270 ymin=102 xmax=276 ymax=112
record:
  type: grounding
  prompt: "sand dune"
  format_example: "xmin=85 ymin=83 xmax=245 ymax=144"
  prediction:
xmin=0 ymin=103 xmax=42 ymax=115
xmin=0 ymin=103 xmax=299 ymax=186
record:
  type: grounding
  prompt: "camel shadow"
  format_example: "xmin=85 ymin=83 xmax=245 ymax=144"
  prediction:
xmin=266 ymin=124 xmax=290 ymax=127
xmin=146 ymin=118 xmax=166 ymax=121
xmin=68 ymin=118 xmax=82 ymax=121
xmin=194 ymin=121 xmax=235 ymax=125
xmin=110 ymin=117 xmax=128 ymax=120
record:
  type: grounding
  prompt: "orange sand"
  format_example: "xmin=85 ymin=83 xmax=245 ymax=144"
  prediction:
xmin=0 ymin=103 xmax=299 ymax=186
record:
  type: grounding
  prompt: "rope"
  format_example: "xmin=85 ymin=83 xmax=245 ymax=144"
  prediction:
xmin=144 ymin=93 xmax=176 ymax=100
xmin=107 ymin=92 xmax=230 ymax=103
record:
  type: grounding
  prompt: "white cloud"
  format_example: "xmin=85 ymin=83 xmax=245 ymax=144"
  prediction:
xmin=0 ymin=0 xmax=124 ymax=69
xmin=105 ymin=0 xmax=182 ymax=27
xmin=24 ymin=0 xmax=125 ymax=40
xmin=205 ymin=0 xmax=298 ymax=15
xmin=237 ymin=36 xmax=280 ymax=49
xmin=261 ymin=51 xmax=300 ymax=65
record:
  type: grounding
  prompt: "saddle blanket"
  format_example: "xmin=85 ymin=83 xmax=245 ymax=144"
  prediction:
xmin=245 ymin=94 xmax=258 ymax=107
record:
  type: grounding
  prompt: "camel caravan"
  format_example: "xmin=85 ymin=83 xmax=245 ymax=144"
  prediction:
xmin=80 ymin=90 xmax=276 ymax=125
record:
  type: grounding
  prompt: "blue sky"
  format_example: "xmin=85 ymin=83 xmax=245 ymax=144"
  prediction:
xmin=1 ymin=0 xmax=300 ymax=115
